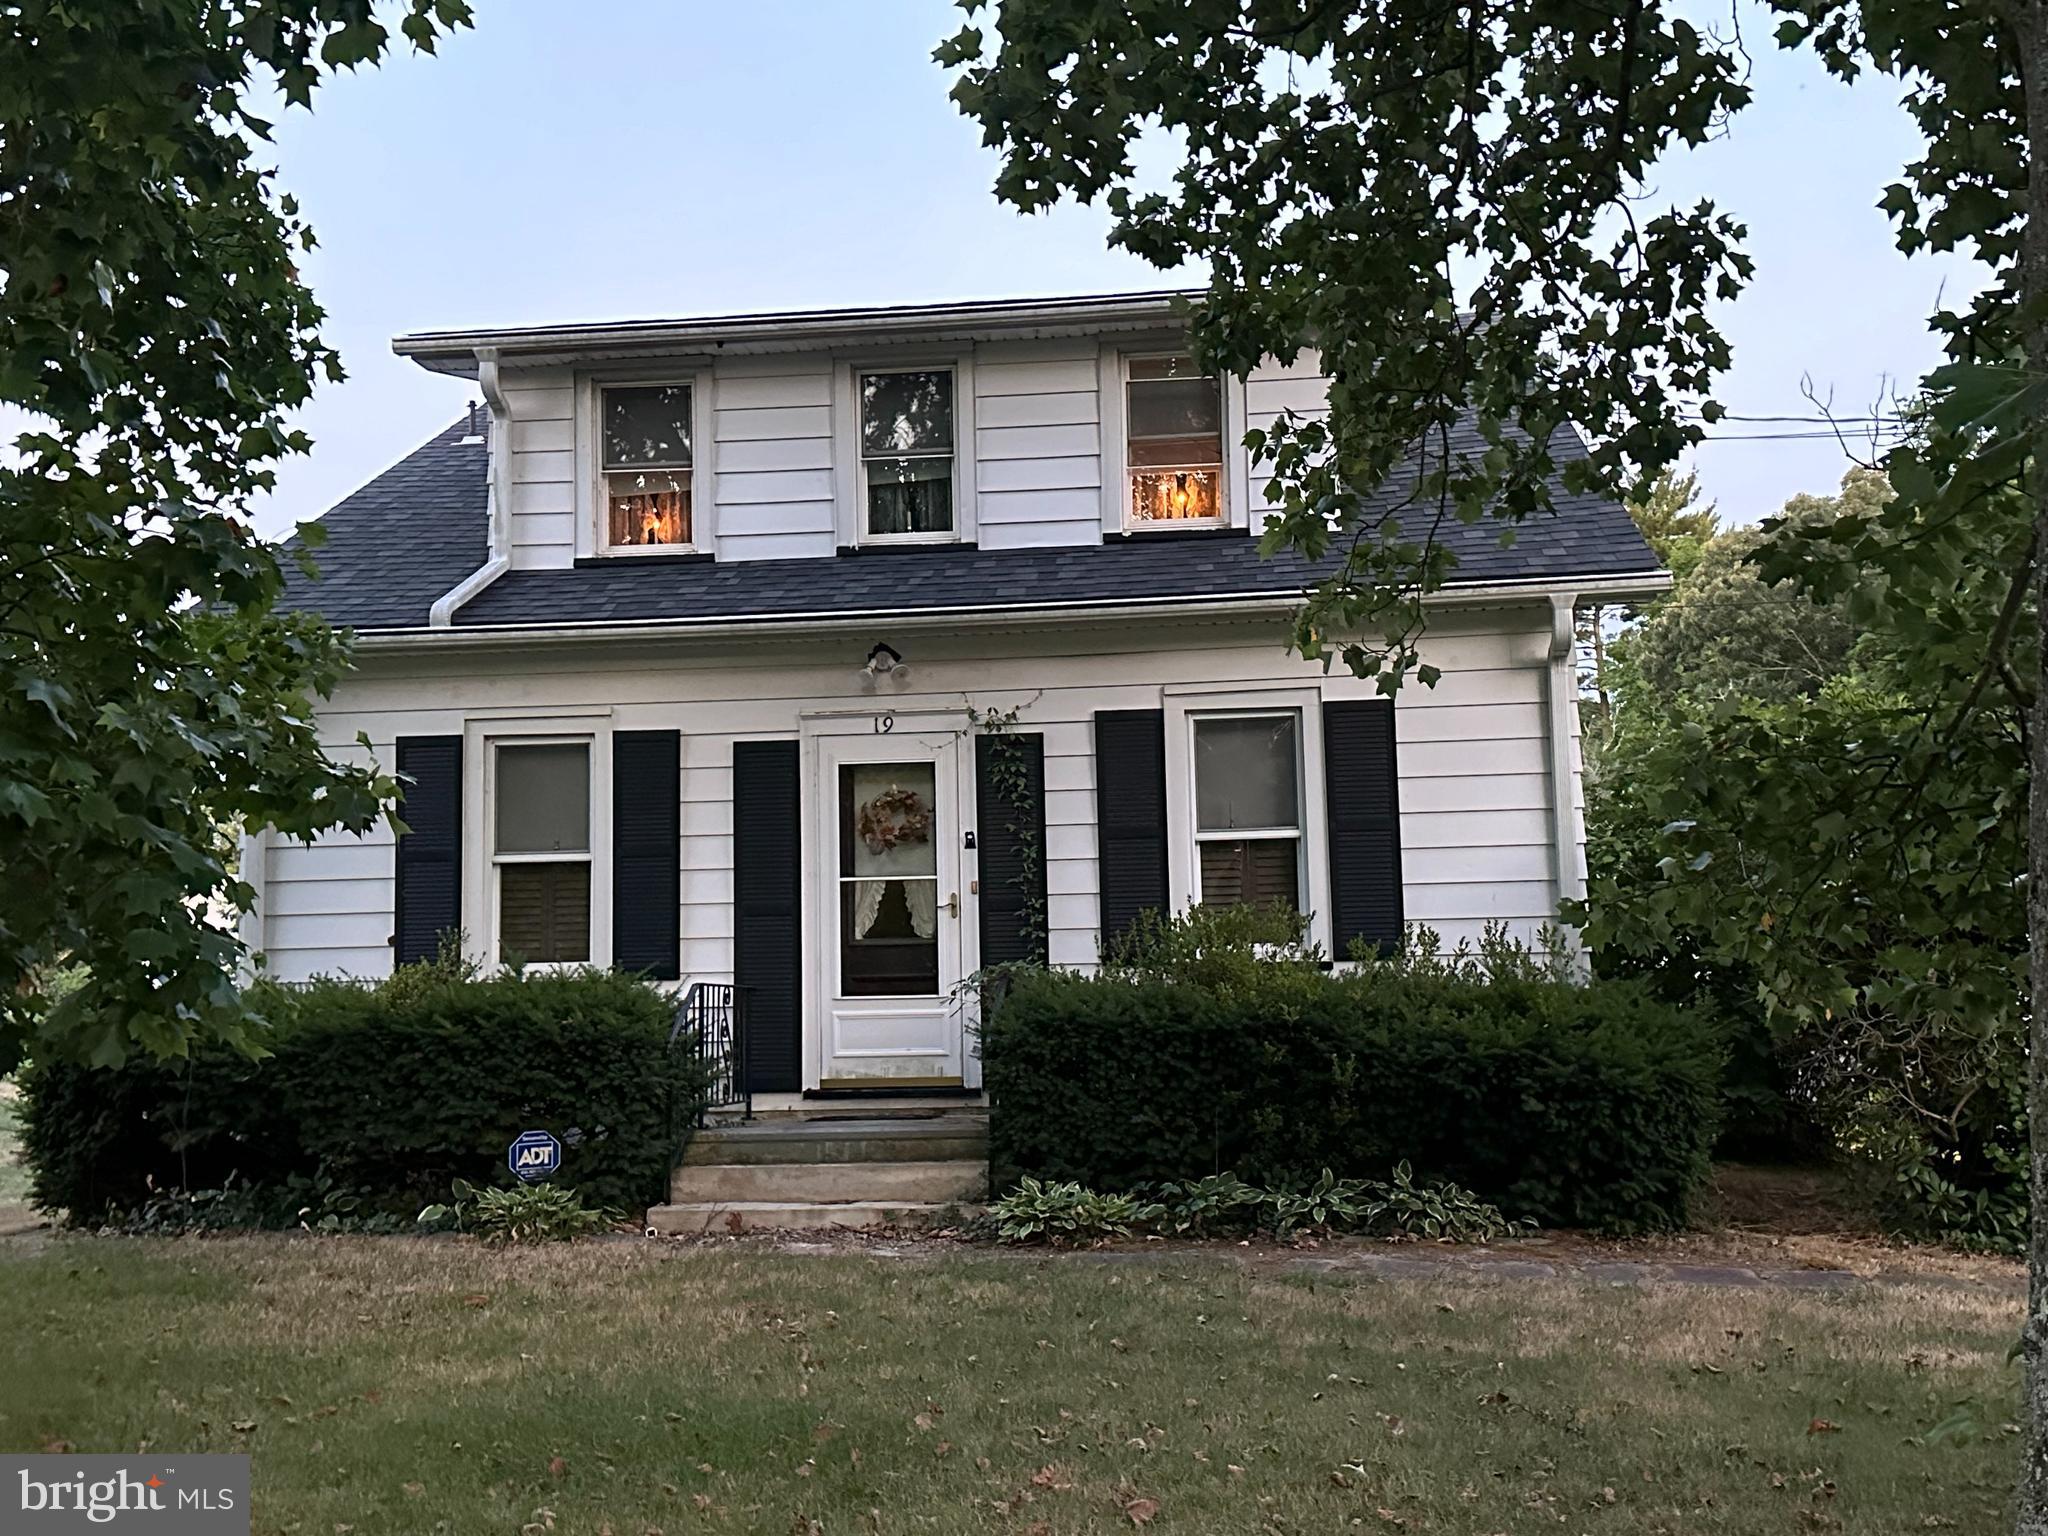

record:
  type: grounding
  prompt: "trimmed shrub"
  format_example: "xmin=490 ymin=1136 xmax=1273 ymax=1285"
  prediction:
xmin=23 ymin=962 xmax=704 ymax=1224
xmin=983 ymin=935 xmax=1720 ymax=1234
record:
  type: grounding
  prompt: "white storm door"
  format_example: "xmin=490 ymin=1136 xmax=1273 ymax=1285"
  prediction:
xmin=815 ymin=731 xmax=967 ymax=1084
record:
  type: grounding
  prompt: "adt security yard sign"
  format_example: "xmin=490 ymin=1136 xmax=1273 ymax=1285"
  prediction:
xmin=508 ymin=1130 xmax=561 ymax=1182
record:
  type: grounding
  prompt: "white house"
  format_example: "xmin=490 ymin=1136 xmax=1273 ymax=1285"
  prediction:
xmin=258 ymin=289 xmax=1667 ymax=1111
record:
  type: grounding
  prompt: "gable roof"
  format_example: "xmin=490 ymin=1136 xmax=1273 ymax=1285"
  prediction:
xmin=277 ymin=415 xmax=1660 ymax=636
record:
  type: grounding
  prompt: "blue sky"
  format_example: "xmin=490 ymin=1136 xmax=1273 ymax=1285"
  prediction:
xmin=248 ymin=0 xmax=1980 ymax=539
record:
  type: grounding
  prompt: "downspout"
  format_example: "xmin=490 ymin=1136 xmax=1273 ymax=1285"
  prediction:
xmin=1545 ymin=593 xmax=1589 ymax=967
xmin=429 ymin=345 xmax=512 ymax=626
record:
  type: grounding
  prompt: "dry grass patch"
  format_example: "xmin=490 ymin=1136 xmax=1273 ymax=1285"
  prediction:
xmin=0 ymin=1234 xmax=2022 ymax=1534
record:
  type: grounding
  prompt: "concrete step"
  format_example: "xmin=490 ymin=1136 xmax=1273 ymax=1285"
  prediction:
xmin=646 ymin=1199 xmax=979 ymax=1235
xmin=681 ymin=1116 xmax=988 ymax=1168
xmin=671 ymin=1159 xmax=989 ymax=1205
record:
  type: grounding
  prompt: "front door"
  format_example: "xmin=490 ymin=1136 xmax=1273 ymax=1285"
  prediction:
xmin=813 ymin=730 xmax=968 ymax=1087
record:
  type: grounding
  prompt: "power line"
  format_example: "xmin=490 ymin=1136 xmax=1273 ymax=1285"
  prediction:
xmin=1681 ymin=412 xmax=1906 ymax=425
xmin=1694 ymin=428 xmax=1910 ymax=443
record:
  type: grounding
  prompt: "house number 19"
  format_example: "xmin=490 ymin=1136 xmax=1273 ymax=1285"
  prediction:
xmin=872 ymin=713 xmax=895 ymax=734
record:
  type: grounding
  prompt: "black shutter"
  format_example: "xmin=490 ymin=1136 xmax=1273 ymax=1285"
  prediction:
xmin=733 ymin=740 xmax=801 ymax=1093
xmin=1323 ymin=699 xmax=1404 ymax=956
xmin=613 ymin=730 xmax=681 ymax=979
xmin=393 ymin=735 xmax=462 ymax=966
xmin=1093 ymin=709 xmax=1168 ymax=944
xmin=975 ymin=733 xmax=1048 ymax=967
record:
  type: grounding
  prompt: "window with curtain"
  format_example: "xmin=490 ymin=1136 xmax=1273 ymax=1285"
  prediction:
xmin=859 ymin=369 xmax=954 ymax=539
xmin=1192 ymin=713 xmax=1302 ymax=910
xmin=838 ymin=761 xmax=940 ymax=995
xmin=603 ymin=384 xmax=692 ymax=549
xmin=1126 ymin=354 xmax=1224 ymax=526
xmin=493 ymin=741 xmax=592 ymax=963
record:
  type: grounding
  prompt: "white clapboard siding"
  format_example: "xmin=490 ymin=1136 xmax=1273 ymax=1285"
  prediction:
xmin=974 ymin=343 xmax=1102 ymax=550
xmin=262 ymin=610 xmax=1570 ymax=980
xmin=485 ymin=344 xmax=1379 ymax=561
xmin=1244 ymin=353 xmax=1331 ymax=517
xmin=713 ymin=364 xmax=837 ymax=562
xmin=503 ymin=373 xmax=577 ymax=570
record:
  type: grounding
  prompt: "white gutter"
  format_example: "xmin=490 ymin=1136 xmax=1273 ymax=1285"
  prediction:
xmin=361 ymin=570 xmax=1669 ymax=653
xmin=1545 ymin=591 xmax=1589 ymax=917
xmin=428 ymin=346 xmax=511 ymax=627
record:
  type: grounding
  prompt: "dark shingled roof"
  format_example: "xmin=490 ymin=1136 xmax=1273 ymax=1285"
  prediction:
xmin=277 ymin=416 xmax=489 ymax=629
xmin=278 ymin=416 xmax=1659 ymax=633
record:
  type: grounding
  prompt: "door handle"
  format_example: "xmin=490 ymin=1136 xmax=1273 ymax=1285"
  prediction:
xmin=943 ymin=892 xmax=960 ymax=918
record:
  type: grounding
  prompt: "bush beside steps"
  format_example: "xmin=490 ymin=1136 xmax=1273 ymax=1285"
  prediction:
xmin=981 ymin=909 xmax=1723 ymax=1236
xmin=22 ymin=947 xmax=708 ymax=1231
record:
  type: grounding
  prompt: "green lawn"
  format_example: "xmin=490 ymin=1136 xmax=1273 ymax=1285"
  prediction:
xmin=0 ymin=1236 xmax=2019 ymax=1534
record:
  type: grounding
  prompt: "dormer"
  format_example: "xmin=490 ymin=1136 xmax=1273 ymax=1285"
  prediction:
xmin=392 ymin=292 xmax=1303 ymax=578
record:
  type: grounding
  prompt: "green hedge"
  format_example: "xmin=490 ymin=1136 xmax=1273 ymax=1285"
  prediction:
xmin=23 ymin=965 xmax=703 ymax=1223
xmin=983 ymin=963 xmax=1720 ymax=1234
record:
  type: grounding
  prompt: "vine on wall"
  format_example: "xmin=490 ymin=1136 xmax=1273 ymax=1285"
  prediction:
xmin=966 ymin=700 xmax=1048 ymax=960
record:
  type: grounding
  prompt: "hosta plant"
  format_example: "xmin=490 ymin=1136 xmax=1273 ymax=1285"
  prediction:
xmin=989 ymin=1176 xmax=1160 ymax=1244
xmin=418 ymin=1179 xmax=620 ymax=1245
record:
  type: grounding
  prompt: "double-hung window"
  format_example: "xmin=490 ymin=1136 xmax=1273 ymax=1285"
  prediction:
xmin=1192 ymin=713 xmax=1303 ymax=911
xmin=859 ymin=368 xmax=954 ymax=540
xmin=1126 ymin=355 xmax=1225 ymax=526
xmin=492 ymin=741 xmax=592 ymax=964
xmin=602 ymin=384 xmax=693 ymax=550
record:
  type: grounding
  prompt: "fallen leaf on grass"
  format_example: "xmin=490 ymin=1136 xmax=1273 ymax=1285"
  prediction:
xmin=1123 ymin=1497 xmax=1159 ymax=1525
xmin=1031 ymin=1465 xmax=1075 ymax=1492
xmin=402 ymin=1483 xmax=424 ymax=1498
xmin=547 ymin=1456 xmax=568 ymax=1479
xmin=231 ymin=1421 xmax=257 ymax=1434
xmin=1807 ymin=1420 xmax=1841 ymax=1436
xmin=464 ymin=1294 xmax=490 ymax=1308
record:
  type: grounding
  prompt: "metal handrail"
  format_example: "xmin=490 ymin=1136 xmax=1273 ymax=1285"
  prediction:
xmin=671 ymin=981 xmax=751 ymax=1126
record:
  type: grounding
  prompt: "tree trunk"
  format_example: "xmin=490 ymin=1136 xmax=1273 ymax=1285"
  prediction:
xmin=2021 ymin=9 xmax=2048 ymax=1532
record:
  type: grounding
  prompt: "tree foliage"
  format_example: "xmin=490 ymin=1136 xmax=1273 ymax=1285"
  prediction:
xmin=1628 ymin=468 xmax=1722 ymax=581
xmin=0 ymin=1 xmax=471 ymax=1069
xmin=938 ymin=2 xmax=2047 ymax=1514
xmin=937 ymin=0 xmax=1751 ymax=684
xmin=1625 ymin=472 xmax=1875 ymax=708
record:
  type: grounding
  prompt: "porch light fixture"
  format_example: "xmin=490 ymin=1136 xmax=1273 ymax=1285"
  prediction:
xmin=862 ymin=642 xmax=909 ymax=688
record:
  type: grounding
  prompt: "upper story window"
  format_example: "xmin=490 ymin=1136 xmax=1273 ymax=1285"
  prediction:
xmin=602 ymin=384 xmax=693 ymax=551
xmin=1192 ymin=712 xmax=1302 ymax=911
xmin=493 ymin=741 xmax=592 ymax=964
xmin=860 ymin=368 xmax=954 ymax=541
xmin=1126 ymin=355 xmax=1224 ymax=526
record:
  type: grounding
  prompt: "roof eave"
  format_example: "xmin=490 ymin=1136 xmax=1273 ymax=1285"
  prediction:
xmin=393 ymin=289 xmax=1205 ymax=378
xmin=341 ymin=569 xmax=1670 ymax=652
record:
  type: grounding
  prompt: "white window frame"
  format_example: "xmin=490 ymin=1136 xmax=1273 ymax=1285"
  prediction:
xmin=463 ymin=712 xmax=615 ymax=972
xmin=576 ymin=371 xmax=715 ymax=559
xmin=833 ymin=353 xmax=976 ymax=547
xmin=1162 ymin=684 xmax=1331 ymax=955
xmin=1099 ymin=343 xmax=1251 ymax=537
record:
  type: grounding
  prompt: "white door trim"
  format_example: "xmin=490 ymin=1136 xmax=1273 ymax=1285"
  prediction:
xmin=798 ymin=710 xmax=980 ymax=1088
